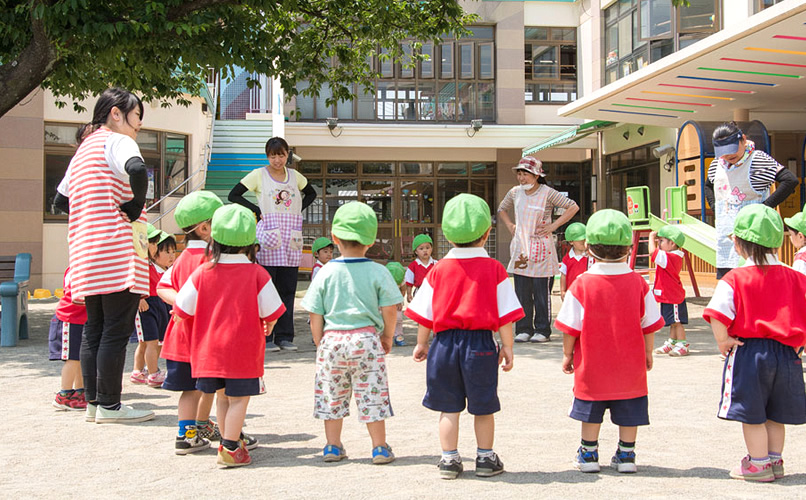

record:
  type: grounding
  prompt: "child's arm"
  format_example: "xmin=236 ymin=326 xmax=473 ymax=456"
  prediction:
xmin=412 ymin=324 xmax=431 ymax=362
xmin=406 ymin=284 xmax=413 ymax=303
xmin=310 ymin=313 xmax=324 ymax=346
xmin=264 ymin=319 xmax=277 ymax=337
xmin=498 ymin=322 xmax=514 ymax=372
xmin=380 ymin=305 xmax=397 ymax=354
xmin=648 ymin=231 xmax=658 ymax=254
xmin=562 ymin=333 xmax=576 ymax=374
xmin=710 ymin=318 xmax=744 ymax=356
xmin=157 ymin=288 xmax=177 ymax=306
xmin=138 ymin=298 xmax=149 ymax=312
xmin=560 ymin=274 xmax=567 ymax=301
xmin=644 ymin=332 xmax=655 ymax=371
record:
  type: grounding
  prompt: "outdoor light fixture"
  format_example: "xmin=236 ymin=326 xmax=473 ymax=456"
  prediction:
xmin=326 ymin=117 xmax=342 ymax=137
xmin=622 ymin=130 xmax=630 ymax=141
xmin=467 ymin=119 xmax=483 ymax=137
xmin=652 ymin=145 xmax=676 ymax=172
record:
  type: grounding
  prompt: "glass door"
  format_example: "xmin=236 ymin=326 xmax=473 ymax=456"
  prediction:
xmin=398 ymin=178 xmax=437 ymax=263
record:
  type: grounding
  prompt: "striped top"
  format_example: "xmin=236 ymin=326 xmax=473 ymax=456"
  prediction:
xmin=66 ymin=128 xmax=148 ymax=300
xmin=707 ymin=150 xmax=782 ymax=193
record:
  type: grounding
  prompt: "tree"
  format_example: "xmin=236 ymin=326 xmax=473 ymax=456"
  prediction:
xmin=0 ymin=0 xmax=474 ymax=118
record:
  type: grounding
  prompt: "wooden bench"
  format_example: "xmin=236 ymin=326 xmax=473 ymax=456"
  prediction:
xmin=0 ymin=253 xmax=31 ymax=347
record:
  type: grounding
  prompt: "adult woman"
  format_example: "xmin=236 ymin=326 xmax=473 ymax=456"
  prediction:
xmin=704 ymin=122 xmax=797 ymax=279
xmin=497 ymin=157 xmax=579 ymax=343
xmin=229 ymin=137 xmax=317 ymax=351
xmin=54 ymin=88 xmax=154 ymax=423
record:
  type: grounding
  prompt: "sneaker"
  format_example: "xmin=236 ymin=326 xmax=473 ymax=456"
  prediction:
xmin=372 ymin=444 xmax=396 ymax=465
xmin=323 ymin=444 xmax=347 ymax=462
xmin=130 ymin=370 xmax=148 ymax=384
xmin=729 ymin=455 xmax=774 ymax=482
xmin=611 ymin=449 xmax=637 ymax=473
xmin=175 ymin=427 xmax=211 ymax=455
xmin=277 ymin=340 xmax=298 ymax=351
xmin=394 ymin=336 xmax=406 ymax=347
xmin=52 ymin=391 xmax=85 ymax=411
xmin=197 ymin=421 xmax=221 ymax=441
xmin=240 ymin=432 xmax=259 ymax=450
xmin=265 ymin=341 xmax=281 ymax=352
xmin=475 ymin=453 xmax=505 ymax=477
xmin=71 ymin=391 xmax=88 ymax=410
xmin=574 ymin=447 xmax=600 ymax=473
xmin=771 ymin=457 xmax=785 ymax=479
xmin=670 ymin=342 xmax=690 ymax=357
xmin=95 ymin=404 xmax=155 ymax=424
xmin=530 ymin=333 xmax=549 ymax=343
xmin=85 ymin=403 xmax=97 ymax=423
xmin=654 ymin=339 xmax=675 ymax=355
xmin=438 ymin=457 xmax=463 ymax=479
xmin=514 ymin=333 xmax=531 ymax=343
xmin=147 ymin=370 xmax=166 ymax=387
xmin=217 ymin=442 xmax=251 ymax=468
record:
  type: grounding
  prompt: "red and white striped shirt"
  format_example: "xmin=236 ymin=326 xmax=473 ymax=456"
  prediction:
xmin=66 ymin=128 xmax=148 ymax=300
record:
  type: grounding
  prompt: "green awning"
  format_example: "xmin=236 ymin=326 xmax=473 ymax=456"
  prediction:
xmin=522 ymin=120 xmax=615 ymax=156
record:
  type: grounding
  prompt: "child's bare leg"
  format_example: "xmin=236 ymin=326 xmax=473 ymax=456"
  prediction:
xmin=765 ymin=420 xmax=785 ymax=455
xmin=216 ymin=390 xmax=230 ymax=440
xmin=61 ymin=360 xmax=82 ymax=391
xmin=178 ymin=390 xmax=202 ymax=423
xmin=222 ymin=395 xmax=249 ymax=442
xmin=197 ymin=391 xmax=215 ymax=421
xmin=581 ymin=422 xmax=601 ymax=442
xmin=474 ymin=414 xmax=495 ymax=450
xmin=325 ymin=418 xmax=344 ymax=446
xmin=133 ymin=342 xmax=146 ymax=372
xmin=742 ymin=422 xmax=769 ymax=458
xmin=439 ymin=412 xmax=460 ymax=451
xmin=670 ymin=323 xmax=686 ymax=341
xmin=618 ymin=426 xmax=638 ymax=443
xmin=144 ymin=340 xmax=160 ymax=374
xmin=366 ymin=420 xmax=387 ymax=448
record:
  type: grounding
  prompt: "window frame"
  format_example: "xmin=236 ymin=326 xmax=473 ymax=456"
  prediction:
xmin=525 ymin=26 xmax=578 ymax=105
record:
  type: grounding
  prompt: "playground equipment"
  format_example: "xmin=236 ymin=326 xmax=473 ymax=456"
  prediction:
xmin=625 ymin=185 xmax=716 ymax=297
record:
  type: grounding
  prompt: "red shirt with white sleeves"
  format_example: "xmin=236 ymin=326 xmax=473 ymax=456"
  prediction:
xmin=650 ymin=249 xmax=685 ymax=304
xmin=55 ymin=268 xmax=87 ymax=325
xmin=405 ymin=257 xmax=437 ymax=288
xmin=559 ymin=249 xmax=594 ymax=290
xmin=173 ymin=254 xmax=285 ymax=378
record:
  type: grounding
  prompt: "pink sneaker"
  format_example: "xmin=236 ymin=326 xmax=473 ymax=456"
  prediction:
xmin=729 ymin=455 xmax=774 ymax=482
xmin=130 ymin=370 xmax=148 ymax=384
xmin=147 ymin=369 xmax=166 ymax=387
xmin=771 ymin=457 xmax=784 ymax=479
xmin=670 ymin=342 xmax=690 ymax=357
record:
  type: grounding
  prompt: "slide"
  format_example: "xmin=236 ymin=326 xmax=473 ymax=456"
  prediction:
xmin=648 ymin=213 xmax=716 ymax=267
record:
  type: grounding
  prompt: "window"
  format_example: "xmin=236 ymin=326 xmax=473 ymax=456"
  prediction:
xmin=755 ymin=0 xmax=786 ymax=13
xmin=525 ymin=27 xmax=577 ymax=104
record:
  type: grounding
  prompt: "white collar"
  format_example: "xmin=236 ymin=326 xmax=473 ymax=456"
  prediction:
xmin=415 ymin=257 xmax=436 ymax=268
xmin=216 ymin=254 xmax=252 ymax=264
xmin=185 ymin=240 xmax=208 ymax=249
xmin=586 ymin=262 xmax=633 ymax=275
xmin=742 ymin=255 xmax=782 ymax=267
xmin=568 ymin=248 xmax=588 ymax=260
xmin=151 ymin=262 xmax=166 ymax=273
xmin=444 ymin=247 xmax=488 ymax=259
xmin=796 ymin=247 xmax=806 ymax=256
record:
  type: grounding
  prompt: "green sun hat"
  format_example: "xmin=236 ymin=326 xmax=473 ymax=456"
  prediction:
xmin=174 ymin=191 xmax=224 ymax=229
xmin=564 ymin=222 xmax=586 ymax=242
xmin=312 ymin=237 xmax=334 ymax=255
xmin=442 ymin=193 xmax=491 ymax=244
xmin=586 ymin=209 xmax=632 ymax=246
xmin=412 ymin=233 xmax=433 ymax=252
xmin=385 ymin=262 xmax=406 ymax=286
xmin=733 ymin=204 xmax=783 ymax=248
xmin=146 ymin=223 xmax=160 ymax=240
xmin=157 ymin=230 xmax=173 ymax=245
xmin=331 ymin=202 xmax=378 ymax=246
xmin=211 ymin=204 xmax=257 ymax=247
xmin=658 ymin=225 xmax=686 ymax=248
xmin=784 ymin=207 xmax=806 ymax=235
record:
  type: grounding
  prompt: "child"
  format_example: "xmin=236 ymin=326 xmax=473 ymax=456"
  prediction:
xmin=157 ymin=190 xmax=227 ymax=455
xmin=311 ymin=237 xmax=334 ymax=281
xmin=49 ymin=268 xmax=86 ymax=411
xmin=784 ymin=207 xmax=806 ymax=275
xmin=385 ymin=262 xmax=407 ymax=347
xmin=301 ymin=201 xmax=402 ymax=465
xmin=174 ymin=204 xmax=285 ymax=467
xmin=405 ymin=233 xmax=437 ymax=303
xmin=703 ymin=204 xmax=806 ymax=482
xmin=130 ymin=225 xmax=176 ymax=386
xmin=649 ymin=226 xmax=689 ymax=356
xmin=407 ymin=194 xmax=524 ymax=479
xmin=555 ymin=209 xmax=664 ymax=474
xmin=559 ymin=222 xmax=593 ymax=301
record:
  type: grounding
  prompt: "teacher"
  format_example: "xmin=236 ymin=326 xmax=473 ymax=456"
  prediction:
xmin=229 ymin=137 xmax=317 ymax=351
xmin=497 ymin=157 xmax=579 ymax=344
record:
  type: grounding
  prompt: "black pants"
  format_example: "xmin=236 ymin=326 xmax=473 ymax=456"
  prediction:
xmin=263 ymin=266 xmax=298 ymax=343
xmin=81 ymin=291 xmax=140 ymax=405
xmin=716 ymin=267 xmax=732 ymax=280
xmin=513 ymin=274 xmax=552 ymax=338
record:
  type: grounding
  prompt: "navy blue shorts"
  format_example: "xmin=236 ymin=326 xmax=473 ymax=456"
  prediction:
xmin=423 ymin=329 xmax=500 ymax=415
xmin=130 ymin=296 xmax=170 ymax=343
xmin=196 ymin=377 xmax=261 ymax=397
xmin=660 ymin=302 xmax=688 ymax=326
xmin=48 ymin=316 xmax=83 ymax=361
xmin=718 ymin=337 xmax=806 ymax=425
xmin=162 ymin=360 xmax=197 ymax=392
xmin=569 ymin=396 xmax=650 ymax=426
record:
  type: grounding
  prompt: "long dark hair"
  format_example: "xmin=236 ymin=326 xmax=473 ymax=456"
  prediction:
xmin=733 ymin=236 xmax=776 ymax=274
xmin=205 ymin=240 xmax=258 ymax=267
xmin=265 ymin=137 xmax=289 ymax=156
xmin=77 ymin=88 xmax=144 ymax=145
xmin=713 ymin=121 xmax=743 ymax=142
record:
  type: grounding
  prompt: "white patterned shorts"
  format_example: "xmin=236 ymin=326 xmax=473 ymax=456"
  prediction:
xmin=314 ymin=328 xmax=393 ymax=422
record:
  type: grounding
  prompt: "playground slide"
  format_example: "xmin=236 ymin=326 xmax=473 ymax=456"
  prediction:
xmin=648 ymin=213 xmax=716 ymax=267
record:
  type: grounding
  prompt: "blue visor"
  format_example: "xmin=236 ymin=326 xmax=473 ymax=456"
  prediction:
xmin=713 ymin=131 xmax=743 ymax=158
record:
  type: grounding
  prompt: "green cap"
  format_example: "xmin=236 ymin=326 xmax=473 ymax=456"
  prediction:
xmin=157 ymin=230 xmax=173 ymax=245
xmin=331 ymin=202 xmax=377 ymax=246
xmin=146 ymin=223 xmax=160 ymax=240
xmin=174 ymin=191 xmax=224 ymax=229
xmin=211 ymin=204 xmax=257 ymax=247
xmin=564 ymin=222 xmax=586 ymax=242
xmin=385 ymin=262 xmax=406 ymax=285
xmin=658 ymin=225 xmax=686 ymax=247
xmin=412 ymin=233 xmax=433 ymax=251
xmin=784 ymin=208 xmax=806 ymax=235
xmin=442 ymin=194 xmax=491 ymax=244
xmin=312 ymin=237 xmax=334 ymax=255
xmin=733 ymin=204 xmax=783 ymax=248
xmin=586 ymin=209 xmax=632 ymax=246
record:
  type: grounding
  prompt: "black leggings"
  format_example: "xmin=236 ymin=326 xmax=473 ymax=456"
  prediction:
xmin=80 ymin=291 xmax=140 ymax=405
xmin=263 ymin=266 xmax=298 ymax=343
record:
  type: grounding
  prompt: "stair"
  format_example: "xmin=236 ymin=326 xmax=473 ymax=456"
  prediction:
xmin=205 ymin=119 xmax=272 ymax=203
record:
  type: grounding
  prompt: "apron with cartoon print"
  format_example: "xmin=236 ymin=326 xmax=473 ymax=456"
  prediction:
xmin=506 ymin=185 xmax=559 ymax=277
xmin=714 ymin=151 xmax=768 ymax=269
xmin=255 ymin=167 xmax=304 ymax=267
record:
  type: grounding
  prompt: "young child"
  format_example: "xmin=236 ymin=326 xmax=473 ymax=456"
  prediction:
xmin=174 ymin=204 xmax=285 ymax=467
xmin=407 ymin=194 xmax=524 ymax=479
xmin=49 ymin=268 xmax=86 ymax=411
xmin=405 ymin=233 xmax=437 ymax=303
xmin=703 ymin=204 xmax=806 ymax=482
xmin=385 ymin=262 xmax=407 ymax=347
xmin=555 ymin=209 xmax=664 ymax=474
xmin=130 ymin=225 xmax=176 ymax=386
xmin=301 ymin=201 xmax=402 ymax=465
xmin=559 ymin=222 xmax=593 ymax=301
xmin=649 ymin=226 xmax=689 ymax=357
xmin=311 ymin=237 xmax=334 ymax=281
xmin=157 ymin=190 xmax=226 ymax=455
xmin=784 ymin=207 xmax=806 ymax=275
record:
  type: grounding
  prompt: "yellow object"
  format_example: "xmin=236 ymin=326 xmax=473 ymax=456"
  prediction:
xmin=54 ymin=288 xmax=65 ymax=298
xmin=33 ymin=288 xmax=52 ymax=299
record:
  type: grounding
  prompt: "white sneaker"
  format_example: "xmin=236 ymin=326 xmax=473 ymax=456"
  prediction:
xmin=531 ymin=333 xmax=549 ymax=343
xmin=95 ymin=404 xmax=155 ymax=424
xmin=514 ymin=333 xmax=531 ymax=343
xmin=85 ymin=404 xmax=97 ymax=423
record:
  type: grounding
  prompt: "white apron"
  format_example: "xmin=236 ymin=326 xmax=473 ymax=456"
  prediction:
xmin=255 ymin=167 xmax=304 ymax=267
